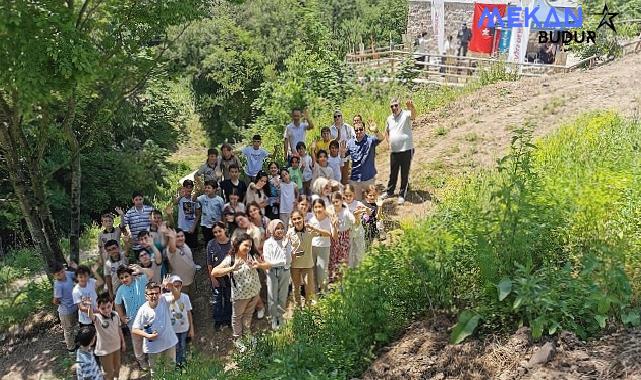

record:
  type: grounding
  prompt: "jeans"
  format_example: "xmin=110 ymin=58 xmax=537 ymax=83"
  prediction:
xmin=175 ymin=331 xmax=188 ymax=365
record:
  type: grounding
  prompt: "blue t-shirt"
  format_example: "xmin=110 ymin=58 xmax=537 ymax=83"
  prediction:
xmin=54 ymin=271 xmax=77 ymax=316
xmin=242 ymin=146 xmax=269 ymax=177
xmin=115 ymin=273 xmax=148 ymax=325
xmin=347 ymin=135 xmax=381 ymax=182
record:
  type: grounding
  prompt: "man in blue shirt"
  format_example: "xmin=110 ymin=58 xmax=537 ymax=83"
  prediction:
xmin=343 ymin=115 xmax=385 ymax=201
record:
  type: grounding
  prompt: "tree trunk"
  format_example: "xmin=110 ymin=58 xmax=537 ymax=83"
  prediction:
xmin=68 ymin=146 xmax=81 ymax=264
xmin=63 ymin=97 xmax=80 ymax=264
xmin=0 ymin=118 xmax=65 ymax=269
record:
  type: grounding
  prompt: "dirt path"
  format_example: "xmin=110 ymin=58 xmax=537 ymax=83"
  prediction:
xmin=375 ymin=53 xmax=641 ymax=221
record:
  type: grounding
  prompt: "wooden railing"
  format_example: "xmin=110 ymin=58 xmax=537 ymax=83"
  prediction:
xmin=347 ymin=37 xmax=641 ymax=86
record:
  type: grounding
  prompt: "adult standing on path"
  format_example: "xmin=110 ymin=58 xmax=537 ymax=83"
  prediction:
xmin=328 ymin=110 xmax=355 ymax=185
xmin=343 ymin=115 xmax=384 ymax=201
xmin=384 ymin=98 xmax=416 ymax=205
xmin=283 ymin=108 xmax=315 ymax=160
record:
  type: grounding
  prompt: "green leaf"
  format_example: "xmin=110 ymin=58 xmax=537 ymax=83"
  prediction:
xmin=622 ymin=311 xmax=641 ymax=327
xmin=374 ymin=332 xmax=388 ymax=342
xmin=513 ymin=297 xmax=523 ymax=310
xmin=594 ymin=315 xmax=607 ymax=329
xmin=449 ymin=310 xmax=481 ymax=345
xmin=531 ymin=316 xmax=546 ymax=339
xmin=497 ymin=278 xmax=512 ymax=301
xmin=597 ymin=298 xmax=610 ymax=314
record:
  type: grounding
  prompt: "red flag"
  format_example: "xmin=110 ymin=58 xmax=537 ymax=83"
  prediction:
xmin=469 ymin=3 xmax=506 ymax=54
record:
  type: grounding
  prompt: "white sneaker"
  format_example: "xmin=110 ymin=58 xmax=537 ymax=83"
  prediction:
xmin=397 ymin=197 xmax=405 ymax=205
xmin=271 ymin=318 xmax=279 ymax=330
xmin=256 ymin=308 xmax=265 ymax=319
xmin=234 ymin=339 xmax=247 ymax=353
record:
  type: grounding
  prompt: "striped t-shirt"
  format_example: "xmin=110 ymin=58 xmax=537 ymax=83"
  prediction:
xmin=122 ymin=205 xmax=153 ymax=250
xmin=76 ymin=349 xmax=103 ymax=379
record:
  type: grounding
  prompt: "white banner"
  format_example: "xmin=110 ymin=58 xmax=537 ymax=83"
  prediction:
xmin=507 ymin=0 xmax=535 ymax=71
xmin=431 ymin=0 xmax=445 ymax=54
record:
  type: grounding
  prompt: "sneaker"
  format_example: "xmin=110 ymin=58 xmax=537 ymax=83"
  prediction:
xmin=256 ymin=308 xmax=265 ymax=319
xmin=397 ymin=197 xmax=405 ymax=205
xmin=234 ymin=339 xmax=247 ymax=353
xmin=271 ymin=318 xmax=279 ymax=330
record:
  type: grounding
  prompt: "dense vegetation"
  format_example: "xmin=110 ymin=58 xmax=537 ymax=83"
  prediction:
xmin=0 ymin=0 xmax=407 ymax=260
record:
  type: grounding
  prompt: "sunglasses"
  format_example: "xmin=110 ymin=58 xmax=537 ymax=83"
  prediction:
xmin=334 ymin=115 xmax=342 ymax=119
xmin=354 ymin=128 xmax=364 ymax=132
xmin=390 ymin=104 xmax=399 ymax=109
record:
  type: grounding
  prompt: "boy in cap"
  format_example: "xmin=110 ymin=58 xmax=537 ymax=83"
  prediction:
xmin=164 ymin=275 xmax=194 ymax=368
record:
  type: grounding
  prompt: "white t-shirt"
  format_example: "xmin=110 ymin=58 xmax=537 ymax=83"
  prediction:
xmin=309 ymin=216 xmax=332 ymax=247
xmin=300 ymin=154 xmax=313 ymax=181
xmin=335 ymin=207 xmax=356 ymax=232
xmin=166 ymin=244 xmax=196 ymax=287
xmin=263 ymin=237 xmax=292 ymax=269
xmin=164 ymin=293 xmax=192 ymax=334
xmin=279 ymin=182 xmax=296 ymax=214
xmin=329 ymin=123 xmax=355 ymax=144
xmin=133 ymin=296 xmax=178 ymax=354
xmin=284 ymin=122 xmax=309 ymax=155
xmin=327 ymin=155 xmax=343 ymax=182
xmin=104 ymin=252 xmax=127 ymax=292
xmin=242 ymin=146 xmax=269 ymax=177
xmin=386 ymin=110 xmax=414 ymax=153
xmin=72 ymin=279 xmax=97 ymax=325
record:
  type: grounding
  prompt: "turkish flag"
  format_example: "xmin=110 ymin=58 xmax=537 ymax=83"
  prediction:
xmin=469 ymin=3 xmax=506 ymax=54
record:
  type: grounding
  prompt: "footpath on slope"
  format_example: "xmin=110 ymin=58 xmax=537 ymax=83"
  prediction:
xmin=375 ymin=53 xmax=641 ymax=222
xmin=362 ymin=53 xmax=641 ymax=379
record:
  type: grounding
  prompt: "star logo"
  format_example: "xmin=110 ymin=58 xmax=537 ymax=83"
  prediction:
xmin=595 ymin=3 xmax=619 ymax=33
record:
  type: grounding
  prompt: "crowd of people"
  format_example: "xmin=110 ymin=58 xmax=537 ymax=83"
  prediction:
xmin=51 ymin=97 xmax=416 ymax=379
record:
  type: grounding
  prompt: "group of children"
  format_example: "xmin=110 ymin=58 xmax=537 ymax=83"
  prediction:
xmin=52 ymin=123 xmax=386 ymax=378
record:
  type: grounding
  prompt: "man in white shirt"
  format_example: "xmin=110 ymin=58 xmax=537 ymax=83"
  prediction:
xmin=132 ymin=280 xmax=179 ymax=375
xmin=383 ymin=97 xmax=416 ymax=205
xmin=283 ymin=108 xmax=314 ymax=159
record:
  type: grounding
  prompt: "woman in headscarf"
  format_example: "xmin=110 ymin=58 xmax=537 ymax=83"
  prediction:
xmin=262 ymin=219 xmax=292 ymax=330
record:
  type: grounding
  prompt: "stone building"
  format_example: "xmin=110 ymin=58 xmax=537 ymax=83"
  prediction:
xmin=407 ymin=0 xmax=509 ymax=54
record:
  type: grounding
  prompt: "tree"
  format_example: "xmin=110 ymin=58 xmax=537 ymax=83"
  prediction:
xmin=0 ymin=0 xmax=210 ymax=268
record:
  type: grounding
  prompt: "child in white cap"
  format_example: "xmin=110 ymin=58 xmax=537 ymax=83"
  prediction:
xmin=164 ymin=275 xmax=194 ymax=368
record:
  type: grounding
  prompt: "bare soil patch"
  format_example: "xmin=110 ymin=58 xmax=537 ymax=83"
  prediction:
xmin=361 ymin=315 xmax=641 ymax=380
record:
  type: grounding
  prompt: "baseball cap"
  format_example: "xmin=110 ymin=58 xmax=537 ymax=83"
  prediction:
xmin=333 ymin=110 xmax=342 ymax=117
xmin=169 ymin=275 xmax=183 ymax=284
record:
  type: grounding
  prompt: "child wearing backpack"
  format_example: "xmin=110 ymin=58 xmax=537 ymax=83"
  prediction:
xmin=88 ymin=293 xmax=125 ymax=380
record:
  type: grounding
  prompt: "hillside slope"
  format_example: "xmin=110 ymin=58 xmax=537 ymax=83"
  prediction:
xmin=376 ymin=53 xmax=641 ymax=220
